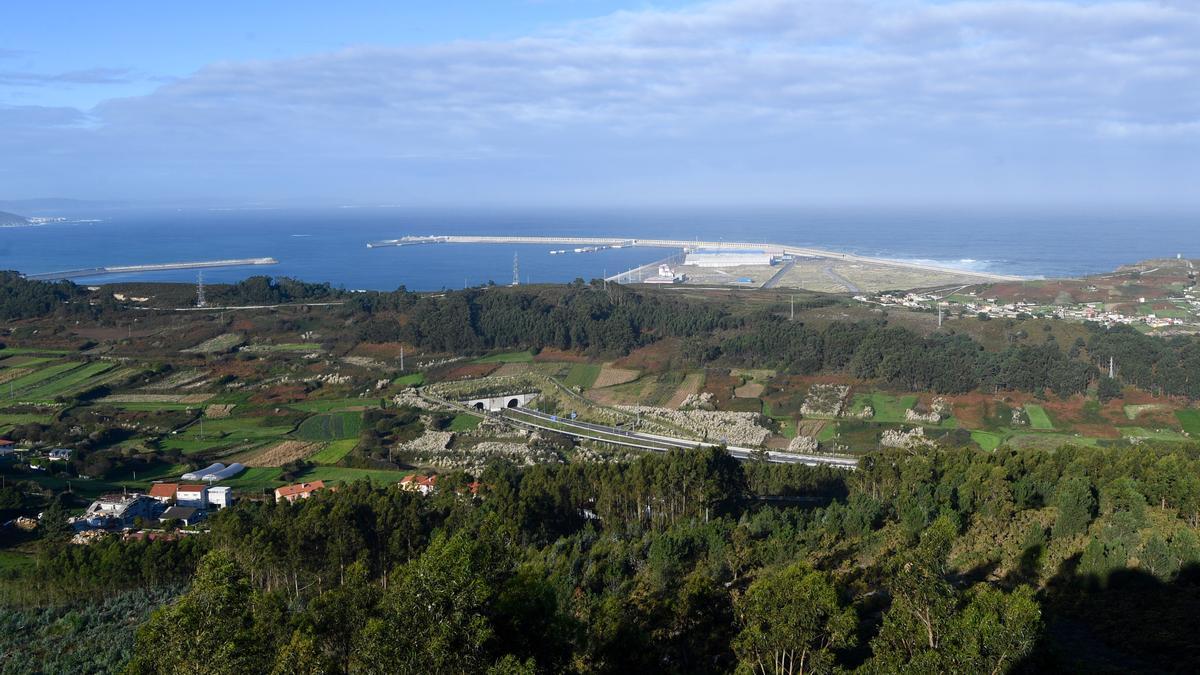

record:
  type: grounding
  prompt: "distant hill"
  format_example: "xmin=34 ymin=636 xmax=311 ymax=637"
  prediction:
xmin=0 ymin=210 xmax=30 ymax=226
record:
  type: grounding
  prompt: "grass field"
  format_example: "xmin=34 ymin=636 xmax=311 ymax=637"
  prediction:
xmin=294 ymin=411 xmax=363 ymax=441
xmin=5 ymin=361 xmax=82 ymax=393
xmin=215 ymin=466 xmax=284 ymax=492
xmin=563 ymin=363 xmax=601 ymax=389
xmin=299 ymin=466 xmax=409 ymax=485
xmin=0 ymin=550 xmax=35 ymax=573
xmin=448 ymin=414 xmax=482 ymax=432
xmin=163 ymin=416 xmax=294 ymax=453
xmin=22 ymin=361 xmax=114 ymax=400
xmin=1023 ymin=404 xmax=1054 ymax=430
xmin=971 ymin=430 xmax=1004 ymax=451
xmin=310 ymin=439 xmax=358 ymax=464
xmin=1176 ymin=409 xmax=1200 ymax=435
xmin=851 ymin=393 xmax=918 ymax=424
xmin=1118 ymin=427 xmax=1191 ymax=442
xmin=393 ymin=372 xmax=425 ymax=387
xmin=287 ymin=398 xmax=380 ymax=413
xmin=473 ymin=350 xmax=534 ymax=364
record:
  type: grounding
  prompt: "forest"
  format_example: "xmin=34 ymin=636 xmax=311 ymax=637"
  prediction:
xmin=6 ymin=444 xmax=1200 ymax=673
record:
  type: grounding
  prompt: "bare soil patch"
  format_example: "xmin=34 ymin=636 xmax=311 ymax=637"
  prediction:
xmin=665 ymin=373 xmax=704 ymax=408
xmin=533 ymin=348 xmax=589 ymax=363
xmin=593 ymin=364 xmax=641 ymax=389
xmin=243 ymin=440 xmax=321 ymax=467
xmin=734 ymin=382 xmax=765 ymax=398
xmin=612 ymin=339 xmax=680 ymax=374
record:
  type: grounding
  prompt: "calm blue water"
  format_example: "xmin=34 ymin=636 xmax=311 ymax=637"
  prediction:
xmin=1 ymin=206 xmax=1196 ymax=290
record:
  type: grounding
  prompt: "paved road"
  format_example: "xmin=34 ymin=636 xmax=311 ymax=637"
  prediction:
xmin=509 ymin=407 xmax=858 ymax=469
xmin=822 ymin=266 xmax=862 ymax=294
xmin=761 ymin=257 xmax=798 ymax=289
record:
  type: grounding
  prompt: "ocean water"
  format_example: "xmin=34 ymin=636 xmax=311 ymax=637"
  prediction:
xmin=1 ymin=206 xmax=1196 ymax=290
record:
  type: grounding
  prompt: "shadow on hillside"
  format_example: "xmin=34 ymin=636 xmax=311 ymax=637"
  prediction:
xmin=1015 ymin=558 xmax=1200 ymax=674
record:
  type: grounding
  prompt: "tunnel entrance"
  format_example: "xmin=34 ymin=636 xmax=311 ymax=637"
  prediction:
xmin=507 ymin=398 xmax=519 ymax=408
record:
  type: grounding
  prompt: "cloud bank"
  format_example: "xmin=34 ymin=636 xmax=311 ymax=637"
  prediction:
xmin=1 ymin=0 xmax=1197 ymax=206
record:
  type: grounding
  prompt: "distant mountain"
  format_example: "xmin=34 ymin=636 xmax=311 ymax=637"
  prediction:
xmin=0 ymin=198 xmax=128 ymax=211
xmin=0 ymin=210 xmax=30 ymax=226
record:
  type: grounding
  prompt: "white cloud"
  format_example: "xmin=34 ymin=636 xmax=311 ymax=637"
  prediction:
xmin=2 ymin=0 xmax=1198 ymax=203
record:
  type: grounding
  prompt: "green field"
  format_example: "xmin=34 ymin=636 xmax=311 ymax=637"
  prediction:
xmin=310 ymin=439 xmax=358 ymax=464
xmin=287 ymin=398 xmax=379 ymax=413
xmin=215 ymin=466 xmax=285 ymax=492
xmin=163 ymin=416 xmax=294 ymax=453
xmin=448 ymin=413 xmax=482 ymax=432
xmin=850 ymin=393 xmax=918 ymax=424
xmin=971 ymin=430 xmax=1004 ymax=451
xmin=393 ymin=372 xmax=425 ymax=387
xmin=1176 ymin=409 xmax=1200 ymax=435
xmin=0 ymin=550 xmax=35 ymax=573
xmin=473 ymin=350 xmax=534 ymax=364
xmin=1118 ymin=427 xmax=1191 ymax=442
xmin=294 ymin=411 xmax=363 ymax=441
xmin=300 ymin=466 xmax=415 ymax=485
xmin=22 ymin=361 xmax=115 ymax=400
xmin=563 ymin=363 xmax=601 ymax=389
xmin=5 ymin=361 xmax=82 ymax=393
xmin=1023 ymin=404 xmax=1054 ymax=430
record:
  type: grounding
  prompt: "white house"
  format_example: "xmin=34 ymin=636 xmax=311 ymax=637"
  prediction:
xmin=176 ymin=484 xmax=208 ymax=508
xmin=206 ymin=486 xmax=234 ymax=509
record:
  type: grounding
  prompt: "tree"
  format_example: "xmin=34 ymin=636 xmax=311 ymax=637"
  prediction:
xmin=732 ymin=562 xmax=856 ymax=675
xmin=869 ymin=515 xmax=957 ymax=669
xmin=1097 ymin=376 xmax=1122 ymax=402
xmin=1052 ymin=476 xmax=1095 ymax=539
xmin=939 ymin=585 xmax=1041 ymax=674
xmin=126 ymin=550 xmax=273 ymax=674
xmin=354 ymin=528 xmax=510 ymax=673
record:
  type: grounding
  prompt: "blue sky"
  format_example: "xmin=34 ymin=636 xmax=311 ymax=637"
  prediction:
xmin=1 ymin=0 xmax=1197 ymax=207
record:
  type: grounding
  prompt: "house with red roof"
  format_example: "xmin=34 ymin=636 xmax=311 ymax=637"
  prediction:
xmin=275 ymin=480 xmax=327 ymax=503
xmin=399 ymin=474 xmax=437 ymax=495
xmin=148 ymin=483 xmax=179 ymax=503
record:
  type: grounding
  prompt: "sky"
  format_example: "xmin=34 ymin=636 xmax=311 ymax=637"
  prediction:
xmin=1 ymin=0 xmax=1197 ymax=208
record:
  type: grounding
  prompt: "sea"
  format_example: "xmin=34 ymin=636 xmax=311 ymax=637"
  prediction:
xmin=1 ymin=206 xmax=1196 ymax=291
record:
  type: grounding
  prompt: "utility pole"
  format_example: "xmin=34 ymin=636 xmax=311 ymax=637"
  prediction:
xmin=1109 ymin=356 xmax=1115 ymax=379
xmin=512 ymin=252 xmax=520 ymax=287
xmin=790 ymin=295 xmax=795 ymax=321
xmin=400 ymin=346 xmax=405 ymax=371
xmin=938 ymin=303 xmax=943 ymax=328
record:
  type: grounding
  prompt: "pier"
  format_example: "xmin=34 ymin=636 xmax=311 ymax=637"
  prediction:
xmin=367 ymin=235 xmax=1023 ymax=282
xmin=24 ymin=257 xmax=278 ymax=281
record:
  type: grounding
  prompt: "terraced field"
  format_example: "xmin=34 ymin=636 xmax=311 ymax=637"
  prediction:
xmin=1024 ymin=404 xmax=1055 ymax=430
xmin=294 ymin=411 xmax=363 ymax=441
xmin=21 ymin=362 xmax=116 ymax=400
xmin=1176 ymin=409 xmax=1200 ymax=435
xmin=310 ymin=439 xmax=358 ymax=464
xmin=563 ymin=363 xmax=601 ymax=389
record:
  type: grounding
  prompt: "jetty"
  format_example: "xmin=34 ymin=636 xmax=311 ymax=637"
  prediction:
xmin=366 ymin=235 xmax=1022 ymax=282
xmin=24 ymin=257 xmax=278 ymax=281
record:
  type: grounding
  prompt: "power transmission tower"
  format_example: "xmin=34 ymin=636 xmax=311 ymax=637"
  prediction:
xmin=196 ymin=271 xmax=207 ymax=308
xmin=512 ymin=252 xmax=520 ymax=286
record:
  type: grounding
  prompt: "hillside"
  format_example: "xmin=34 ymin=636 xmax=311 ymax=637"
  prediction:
xmin=0 ymin=211 xmax=29 ymax=227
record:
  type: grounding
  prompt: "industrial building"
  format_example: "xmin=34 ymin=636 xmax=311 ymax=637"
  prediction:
xmin=683 ymin=249 xmax=776 ymax=267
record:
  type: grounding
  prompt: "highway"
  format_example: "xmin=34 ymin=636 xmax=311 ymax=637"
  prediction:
xmin=506 ymin=406 xmax=858 ymax=469
xmin=417 ymin=389 xmax=857 ymax=469
xmin=367 ymin=235 xmax=1021 ymax=282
